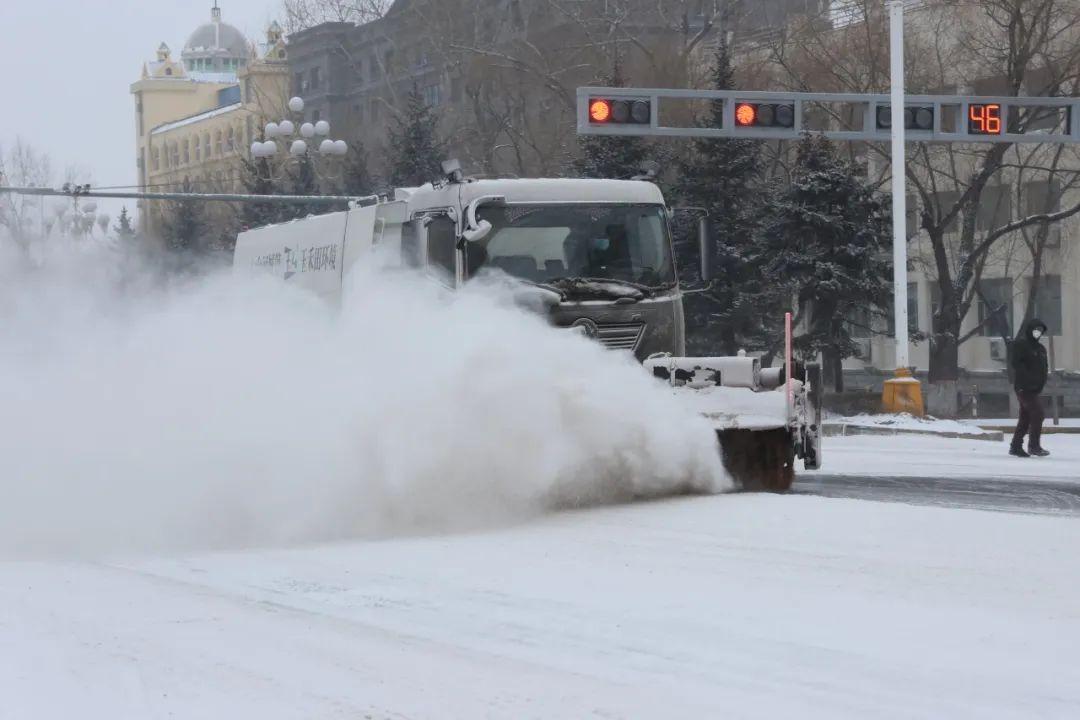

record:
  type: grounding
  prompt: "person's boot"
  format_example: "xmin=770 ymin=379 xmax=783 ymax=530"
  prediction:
xmin=1009 ymin=444 xmax=1030 ymax=458
xmin=1028 ymin=445 xmax=1050 ymax=457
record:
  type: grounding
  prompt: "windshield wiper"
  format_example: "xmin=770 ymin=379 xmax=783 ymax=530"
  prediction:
xmin=520 ymin=279 xmax=567 ymax=299
xmin=546 ymin=277 xmax=652 ymax=301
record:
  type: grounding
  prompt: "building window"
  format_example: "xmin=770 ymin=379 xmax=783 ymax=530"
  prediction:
xmin=312 ymin=109 xmax=321 ymax=123
xmin=183 ymin=140 xmax=190 ymax=165
xmin=885 ymin=282 xmax=921 ymax=334
xmin=1030 ymin=276 xmax=1063 ymax=335
xmin=384 ymin=49 xmax=395 ymax=75
xmin=227 ymin=127 xmax=235 ymax=153
xmin=978 ymin=278 xmax=1014 ymax=338
xmin=215 ymin=130 xmax=223 ymax=156
xmin=170 ymin=142 xmax=179 ymax=168
xmin=509 ymin=0 xmax=524 ymax=30
xmin=423 ymin=84 xmax=441 ymax=107
xmin=152 ymin=147 xmax=160 ymax=171
xmin=905 ymin=194 xmax=919 ymax=238
xmin=977 ymin=185 xmax=1012 ymax=232
xmin=932 ymin=190 xmax=962 ymax=234
xmin=846 ymin=306 xmax=873 ymax=339
xmin=165 ymin=67 xmax=173 ymax=76
xmin=195 ymin=136 xmax=201 ymax=162
xmin=294 ymin=72 xmax=305 ymax=94
xmin=1025 ymin=180 xmax=1062 ymax=216
xmin=309 ymin=66 xmax=321 ymax=90
xmin=369 ymin=54 xmax=379 ymax=82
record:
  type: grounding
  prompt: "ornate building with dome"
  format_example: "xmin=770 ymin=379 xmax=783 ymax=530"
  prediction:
xmin=131 ymin=3 xmax=289 ymax=234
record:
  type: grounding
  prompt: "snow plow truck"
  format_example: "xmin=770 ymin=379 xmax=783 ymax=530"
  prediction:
xmin=233 ymin=168 xmax=822 ymax=490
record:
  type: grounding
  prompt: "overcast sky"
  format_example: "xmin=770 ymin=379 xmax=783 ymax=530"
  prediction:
xmin=1 ymin=0 xmax=280 ymax=211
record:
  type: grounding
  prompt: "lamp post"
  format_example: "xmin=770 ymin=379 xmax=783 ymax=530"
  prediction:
xmin=250 ymin=97 xmax=350 ymax=183
xmin=882 ymin=0 xmax=926 ymax=416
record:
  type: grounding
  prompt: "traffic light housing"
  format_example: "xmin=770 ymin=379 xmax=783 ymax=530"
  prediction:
xmin=876 ymin=105 xmax=935 ymax=131
xmin=588 ymin=98 xmax=651 ymax=125
xmin=734 ymin=103 xmax=796 ymax=128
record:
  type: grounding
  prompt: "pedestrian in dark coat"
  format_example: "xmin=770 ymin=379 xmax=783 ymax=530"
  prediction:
xmin=1010 ymin=318 xmax=1050 ymax=457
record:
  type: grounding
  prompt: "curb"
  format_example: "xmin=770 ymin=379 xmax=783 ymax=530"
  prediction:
xmin=975 ymin=424 xmax=1080 ymax=435
xmin=824 ymin=424 xmax=1004 ymax=442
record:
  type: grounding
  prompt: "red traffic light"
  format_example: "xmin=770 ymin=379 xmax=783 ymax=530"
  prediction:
xmin=734 ymin=103 xmax=795 ymax=129
xmin=588 ymin=98 xmax=651 ymax=125
xmin=735 ymin=103 xmax=757 ymax=126
xmin=589 ymin=99 xmax=612 ymax=123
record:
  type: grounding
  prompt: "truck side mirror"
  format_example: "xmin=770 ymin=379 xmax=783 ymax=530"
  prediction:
xmin=461 ymin=195 xmax=505 ymax=244
xmin=461 ymin=220 xmax=492 ymax=243
xmin=699 ymin=215 xmax=716 ymax=283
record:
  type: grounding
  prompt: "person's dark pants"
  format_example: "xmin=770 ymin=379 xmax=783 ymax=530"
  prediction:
xmin=1012 ymin=391 xmax=1045 ymax=450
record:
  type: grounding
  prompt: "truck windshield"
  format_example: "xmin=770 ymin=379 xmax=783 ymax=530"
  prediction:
xmin=469 ymin=204 xmax=675 ymax=287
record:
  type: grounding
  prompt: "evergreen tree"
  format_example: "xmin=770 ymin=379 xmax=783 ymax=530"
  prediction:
xmin=238 ymin=151 xmax=285 ymax=230
xmin=388 ymin=86 xmax=447 ymax=187
xmin=341 ymin=138 xmax=375 ymax=197
xmin=761 ymin=134 xmax=893 ymax=391
xmin=675 ymin=40 xmax=776 ymax=355
xmin=113 ymin=206 xmax=136 ymax=242
xmin=572 ymin=66 xmax=648 ymax=180
xmin=161 ymin=178 xmax=207 ymax=255
xmin=284 ymin=153 xmax=321 ymax=221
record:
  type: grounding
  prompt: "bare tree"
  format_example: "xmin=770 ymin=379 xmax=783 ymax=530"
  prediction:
xmin=763 ymin=0 xmax=1080 ymax=413
xmin=280 ymin=0 xmax=389 ymax=33
xmin=0 ymin=139 xmax=54 ymax=254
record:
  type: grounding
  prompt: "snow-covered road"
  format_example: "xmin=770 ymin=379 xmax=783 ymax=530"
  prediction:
xmin=797 ymin=432 xmax=1080 ymax=515
xmin=4 ymin=493 xmax=1079 ymax=719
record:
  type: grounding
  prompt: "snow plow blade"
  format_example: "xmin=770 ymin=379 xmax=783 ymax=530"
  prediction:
xmin=644 ymin=357 xmax=822 ymax=492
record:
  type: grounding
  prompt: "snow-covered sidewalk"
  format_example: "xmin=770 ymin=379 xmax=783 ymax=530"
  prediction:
xmin=827 ymin=413 xmax=1002 ymax=440
xmin=809 ymin=432 xmax=1080 ymax=483
xmin=3 ymin=494 xmax=1079 ymax=719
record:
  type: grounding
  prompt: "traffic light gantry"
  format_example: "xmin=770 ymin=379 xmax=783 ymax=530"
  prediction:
xmin=579 ymin=87 xmax=1078 ymax=145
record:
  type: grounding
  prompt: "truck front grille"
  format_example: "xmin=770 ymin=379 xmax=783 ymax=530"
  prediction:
xmin=597 ymin=322 xmax=645 ymax=351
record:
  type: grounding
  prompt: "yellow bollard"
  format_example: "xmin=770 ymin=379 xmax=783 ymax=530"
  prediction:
xmin=882 ymin=367 xmax=925 ymax=416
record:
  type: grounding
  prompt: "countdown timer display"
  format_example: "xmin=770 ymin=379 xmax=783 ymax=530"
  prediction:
xmin=969 ymin=104 xmax=1003 ymax=135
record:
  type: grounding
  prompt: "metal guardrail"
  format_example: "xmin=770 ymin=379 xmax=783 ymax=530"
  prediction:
xmin=0 ymin=185 xmax=379 ymax=207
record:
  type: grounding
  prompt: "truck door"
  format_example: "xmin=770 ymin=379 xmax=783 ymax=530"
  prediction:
xmin=402 ymin=212 xmax=459 ymax=288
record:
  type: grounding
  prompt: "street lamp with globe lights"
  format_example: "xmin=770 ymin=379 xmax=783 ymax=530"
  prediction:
xmin=250 ymin=97 xmax=350 ymax=184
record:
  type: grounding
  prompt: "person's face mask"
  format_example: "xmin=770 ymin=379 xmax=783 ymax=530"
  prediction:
xmin=1032 ymin=329 xmax=1044 ymax=340
xmin=590 ymin=237 xmax=610 ymax=252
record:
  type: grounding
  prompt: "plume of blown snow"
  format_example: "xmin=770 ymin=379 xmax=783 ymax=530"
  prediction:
xmin=0 ymin=245 xmax=730 ymax=556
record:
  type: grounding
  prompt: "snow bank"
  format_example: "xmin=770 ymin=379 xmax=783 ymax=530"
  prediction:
xmin=0 ymin=246 xmax=728 ymax=556
xmin=833 ymin=413 xmax=996 ymax=436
